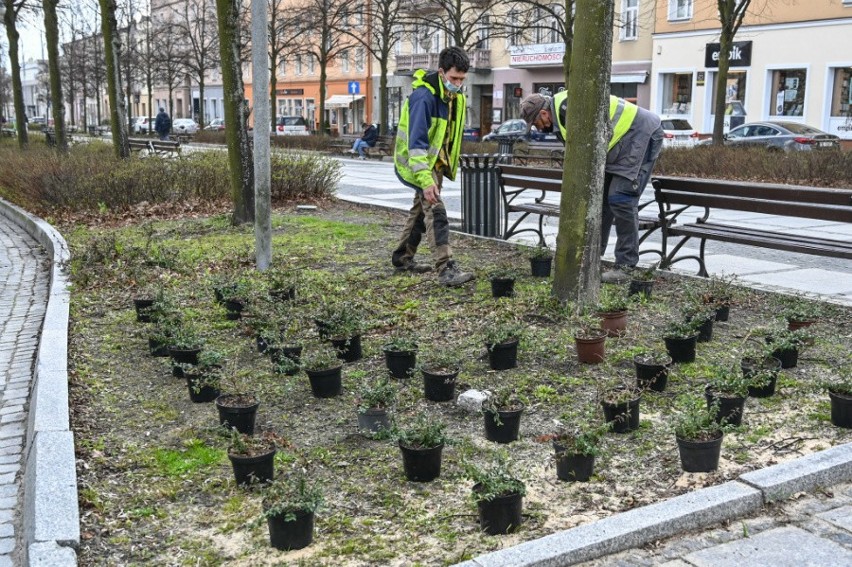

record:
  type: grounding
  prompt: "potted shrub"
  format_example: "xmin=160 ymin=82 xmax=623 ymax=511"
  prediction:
xmin=464 ymin=452 xmax=526 ymax=535
xmin=183 ymin=348 xmax=224 ymax=403
xmin=215 ymin=369 xmax=262 ymax=435
xmin=419 ymin=347 xmax=461 ymax=402
xmin=266 ymin=267 xmax=299 ymax=301
xmin=822 ymin=365 xmax=852 ymax=429
xmin=740 ymin=352 xmax=782 ymax=398
xmin=573 ymin=315 xmax=607 ymax=364
xmin=550 ymin=420 xmax=604 ymax=482
xmin=683 ymin=303 xmax=716 ymax=343
xmin=704 ymin=364 xmax=749 ymax=427
xmin=672 ymin=394 xmax=727 ymax=473
xmin=762 ymin=327 xmax=809 ymax=369
xmin=781 ymin=296 xmax=823 ymax=332
xmin=168 ymin=321 xmax=205 ymax=377
xmin=145 ymin=293 xmax=181 ymax=357
xmin=662 ymin=319 xmax=700 ymax=363
xmin=261 ymin=469 xmax=323 ymax=550
xmin=395 ymin=414 xmax=448 ymax=482
xmin=132 ymin=285 xmax=164 ymax=322
xmin=355 ymin=376 xmax=396 ymax=433
xmin=315 ymin=302 xmax=365 ymax=362
xmin=481 ymin=388 xmax=525 ymax=444
xmin=382 ymin=332 xmax=418 ymax=379
xmin=227 ymin=428 xmax=278 ymax=486
xmin=633 ymin=350 xmax=672 ymax=392
xmin=483 ymin=315 xmax=524 ymax=371
xmin=300 ymin=343 xmax=344 ymax=398
xmin=218 ymin=278 xmax=253 ymax=320
xmin=701 ymin=274 xmax=739 ymax=322
xmin=266 ymin=315 xmax=306 ymax=376
xmin=528 ymin=246 xmax=553 ymax=277
xmin=599 ymin=382 xmax=641 ymax=434
xmin=595 ymin=284 xmax=630 ymax=337
xmin=489 ymin=264 xmax=520 ymax=298
xmin=627 ymin=264 xmax=656 ymax=298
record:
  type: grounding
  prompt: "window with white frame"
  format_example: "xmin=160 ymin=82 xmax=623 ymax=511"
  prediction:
xmin=393 ymin=25 xmax=403 ymax=55
xmin=829 ymin=67 xmax=851 ymax=118
xmin=278 ymin=58 xmax=286 ymax=76
xmin=355 ymin=48 xmax=365 ymax=72
xmin=507 ymin=11 xmax=521 ymax=46
xmin=340 ymin=50 xmax=350 ymax=73
xmin=668 ymin=0 xmax=692 ymax=21
xmin=769 ymin=69 xmax=807 ymax=117
xmin=659 ymin=72 xmax=693 ymax=115
xmin=295 ymin=55 xmax=302 ymax=75
xmin=476 ymin=16 xmax=490 ymax=50
xmin=308 ymin=56 xmax=315 ymax=74
xmin=621 ymin=0 xmax=638 ymax=41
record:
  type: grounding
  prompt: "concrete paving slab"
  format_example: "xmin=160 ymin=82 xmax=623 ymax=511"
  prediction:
xmin=815 ymin=504 xmax=852 ymax=532
xmin=738 ymin=268 xmax=852 ymax=296
xmin=682 ymin=526 xmax=852 ymax=566
xmin=27 ymin=541 xmax=77 ymax=567
xmin=701 ymin=255 xmax=795 ymax=275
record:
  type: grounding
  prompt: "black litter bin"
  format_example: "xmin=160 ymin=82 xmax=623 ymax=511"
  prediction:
xmin=460 ymin=154 xmax=505 ymax=238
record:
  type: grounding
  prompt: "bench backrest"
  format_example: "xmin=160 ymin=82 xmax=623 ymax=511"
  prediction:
xmin=128 ymin=138 xmax=181 ymax=152
xmin=654 ymin=176 xmax=852 ymax=223
xmin=497 ymin=165 xmax=562 ymax=193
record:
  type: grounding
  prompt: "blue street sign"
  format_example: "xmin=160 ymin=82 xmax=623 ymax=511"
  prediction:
xmin=348 ymin=81 xmax=360 ymax=95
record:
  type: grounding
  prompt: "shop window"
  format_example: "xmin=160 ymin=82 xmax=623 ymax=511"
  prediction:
xmin=504 ymin=83 xmax=521 ymax=120
xmin=769 ymin=69 xmax=806 ymax=117
xmin=710 ymin=71 xmax=747 ymax=109
xmin=829 ymin=67 xmax=852 ymax=117
xmin=668 ymin=0 xmax=692 ymax=21
xmin=611 ymin=82 xmax=637 ymax=104
xmin=620 ymin=0 xmax=638 ymax=41
xmin=660 ymin=72 xmax=692 ymax=115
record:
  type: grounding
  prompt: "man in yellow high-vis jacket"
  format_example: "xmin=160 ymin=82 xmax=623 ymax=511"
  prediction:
xmin=391 ymin=46 xmax=475 ymax=287
xmin=520 ymin=91 xmax=664 ymax=283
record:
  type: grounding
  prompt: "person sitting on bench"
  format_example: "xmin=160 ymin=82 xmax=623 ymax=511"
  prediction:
xmin=349 ymin=122 xmax=378 ymax=160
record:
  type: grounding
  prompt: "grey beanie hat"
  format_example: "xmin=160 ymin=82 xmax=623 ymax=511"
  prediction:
xmin=519 ymin=93 xmax=550 ymax=125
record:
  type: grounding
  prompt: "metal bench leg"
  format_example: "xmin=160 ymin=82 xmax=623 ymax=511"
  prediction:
xmin=697 ymin=239 xmax=709 ymax=277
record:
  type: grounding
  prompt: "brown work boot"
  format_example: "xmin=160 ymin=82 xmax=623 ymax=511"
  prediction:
xmin=394 ymin=260 xmax=432 ymax=274
xmin=438 ymin=261 xmax=474 ymax=287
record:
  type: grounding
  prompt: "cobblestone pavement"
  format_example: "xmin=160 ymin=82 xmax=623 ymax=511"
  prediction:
xmin=0 ymin=216 xmax=50 ymax=567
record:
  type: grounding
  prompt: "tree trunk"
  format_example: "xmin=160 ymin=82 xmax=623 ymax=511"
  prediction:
xmin=3 ymin=1 xmax=28 ymax=148
xmin=44 ymin=0 xmax=67 ymax=152
xmin=552 ymin=0 xmax=613 ymax=308
xmin=216 ymin=0 xmax=255 ymax=224
xmin=379 ymin=57 xmax=388 ymax=136
xmin=100 ymin=0 xmax=129 ymax=158
xmin=318 ymin=57 xmax=327 ymax=135
xmin=711 ymin=30 xmax=733 ymax=144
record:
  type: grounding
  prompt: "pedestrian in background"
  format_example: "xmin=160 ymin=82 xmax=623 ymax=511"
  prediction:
xmin=154 ymin=107 xmax=171 ymax=141
xmin=520 ymin=92 xmax=664 ymax=283
xmin=391 ymin=46 xmax=475 ymax=287
xmin=349 ymin=122 xmax=378 ymax=160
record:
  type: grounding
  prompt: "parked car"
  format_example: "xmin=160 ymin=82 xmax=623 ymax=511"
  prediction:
xmin=463 ymin=127 xmax=481 ymax=142
xmin=172 ymin=118 xmax=199 ymax=135
xmin=132 ymin=116 xmax=155 ymax=134
xmin=661 ymin=118 xmax=700 ymax=147
xmin=275 ymin=116 xmax=308 ymax=136
xmin=699 ymin=121 xmax=840 ymax=152
xmin=204 ymin=118 xmax=225 ymax=131
xmin=482 ymin=119 xmax=547 ymax=142
xmin=29 ymin=116 xmax=46 ymax=125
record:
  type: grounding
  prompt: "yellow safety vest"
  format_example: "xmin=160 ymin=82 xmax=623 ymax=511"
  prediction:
xmin=553 ymin=91 xmax=638 ymax=151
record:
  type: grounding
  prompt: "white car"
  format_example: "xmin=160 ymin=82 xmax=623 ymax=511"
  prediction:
xmin=133 ymin=116 xmax=155 ymax=134
xmin=275 ymin=116 xmax=309 ymax=136
xmin=661 ymin=118 xmax=700 ymax=147
xmin=172 ymin=118 xmax=199 ymax=135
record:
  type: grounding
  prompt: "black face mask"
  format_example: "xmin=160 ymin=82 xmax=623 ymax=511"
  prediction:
xmin=539 ymin=123 xmax=554 ymax=133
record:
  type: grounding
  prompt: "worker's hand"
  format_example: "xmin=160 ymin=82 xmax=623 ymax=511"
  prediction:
xmin=423 ymin=184 xmax=441 ymax=205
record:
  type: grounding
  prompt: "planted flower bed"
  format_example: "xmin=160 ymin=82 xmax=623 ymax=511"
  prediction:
xmin=66 ymin=202 xmax=851 ymax=565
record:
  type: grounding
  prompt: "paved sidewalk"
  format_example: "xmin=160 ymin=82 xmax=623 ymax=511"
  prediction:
xmin=0 ymin=217 xmax=50 ymax=567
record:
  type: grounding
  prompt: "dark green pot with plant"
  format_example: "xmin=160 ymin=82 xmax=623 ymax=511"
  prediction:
xmin=628 ymin=278 xmax=653 ymax=298
xmin=487 ymin=339 xmax=519 ymax=371
xmin=267 ymin=509 xmax=314 ymax=551
xmin=148 ymin=337 xmax=170 ymax=357
xmin=305 ymin=366 xmax=344 ymax=398
xmin=228 ymin=442 xmax=276 ymax=486
xmin=695 ymin=316 xmax=714 ymax=343
xmin=330 ymin=335 xmax=362 ymax=363
xmin=553 ymin=442 xmax=595 ymax=482
xmin=224 ymin=299 xmax=245 ymax=320
xmin=529 ymin=256 xmax=552 ymax=277
xmin=664 ymin=334 xmax=698 ymax=363
xmin=185 ymin=372 xmax=220 ymax=403
xmin=704 ymin=385 xmax=746 ymax=427
xmin=133 ymin=298 xmax=154 ymax=322
xmin=741 ymin=356 xmax=782 ymax=398
xmin=270 ymin=345 xmax=302 ymax=376
xmin=399 ymin=442 xmax=444 ymax=482
xmin=601 ymin=393 xmax=640 ymax=434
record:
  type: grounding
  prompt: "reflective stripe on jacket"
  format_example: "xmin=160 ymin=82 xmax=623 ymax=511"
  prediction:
xmin=394 ymin=70 xmax=466 ymax=191
xmin=552 ymin=91 xmax=638 ymax=151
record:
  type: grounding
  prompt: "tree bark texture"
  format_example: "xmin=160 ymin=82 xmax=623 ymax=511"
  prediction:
xmin=44 ymin=0 xmax=67 ymax=152
xmin=552 ymin=0 xmax=613 ymax=308
xmin=216 ymin=0 xmax=255 ymax=224
xmin=3 ymin=0 xmax=28 ymax=148
xmin=100 ymin=0 xmax=129 ymax=158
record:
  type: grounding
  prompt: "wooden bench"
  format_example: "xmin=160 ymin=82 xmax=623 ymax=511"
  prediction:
xmin=496 ymin=164 xmax=664 ymax=247
xmin=128 ymin=137 xmax=182 ymax=157
xmin=329 ymin=134 xmax=393 ymax=158
xmin=653 ymin=176 xmax=852 ymax=276
xmin=512 ymin=140 xmax=564 ymax=167
xmin=43 ymin=128 xmax=56 ymax=147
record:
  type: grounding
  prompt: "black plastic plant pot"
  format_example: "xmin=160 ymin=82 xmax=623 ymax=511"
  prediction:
xmin=742 ymin=357 xmax=782 ymax=398
xmin=172 ymin=364 xmax=185 ymax=378
xmin=399 ymin=442 xmax=444 ymax=482
xmin=269 ymin=286 xmax=296 ymax=301
xmin=169 ymin=347 xmax=201 ymax=365
xmin=490 ymin=277 xmax=515 ymax=298
xmin=676 ymin=432 xmax=723 ymax=473
xmin=530 ymin=256 xmax=552 ymax=278
xmin=771 ymin=346 xmax=799 ymax=369
xmin=422 ymin=368 xmax=459 ymax=402
xmin=224 ymin=299 xmax=245 ymax=320
xmin=634 ymin=356 xmax=671 ymax=393
xmin=664 ymin=335 xmax=698 ymax=364
xmin=267 ymin=509 xmax=314 ymax=551
xmin=475 ymin=487 xmax=523 ymax=535
xmin=256 ymin=335 xmax=269 ymax=354
xmin=215 ymin=395 xmax=260 ymax=435
xmin=314 ymin=319 xmax=333 ymax=340
xmin=696 ymin=317 xmax=714 ymax=343
xmin=715 ymin=304 xmax=730 ymax=322
xmin=829 ymin=390 xmax=852 ymax=429
xmin=185 ymin=374 xmax=220 ymax=403
xmin=705 ymin=386 xmax=746 ymax=427
xmin=229 ymin=449 xmax=276 ymax=486
xmin=305 ymin=366 xmax=343 ymax=398
xmin=270 ymin=345 xmax=303 ymax=376
xmin=483 ymin=406 xmax=523 ymax=444
xmin=487 ymin=339 xmax=519 ymax=371
xmin=383 ymin=348 xmax=417 ymax=379
xmin=133 ymin=298 xmax=154 ymax=322
xmin=357 ymin=408 xmax=390 ymax=433
xmin=214 ymin=284 xmax=237 ymax=305
xmin=148 ymin=337 xmax=170 ymax=357
xmin=628 ymin=279 xmax=653 ymax=298
xmin=601 ymin=397 xmax=640 ymax=434
xmin=553 ymin=443 xmax=595 ymax=482
xmin=331 ymin=335 xmax=362 ymax=363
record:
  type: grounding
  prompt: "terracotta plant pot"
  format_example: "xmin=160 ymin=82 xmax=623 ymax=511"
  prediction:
xmin=597 ymin=310 xmax=628 ymax=337
xmin=574 ymin=330 xmax=606 ymax=364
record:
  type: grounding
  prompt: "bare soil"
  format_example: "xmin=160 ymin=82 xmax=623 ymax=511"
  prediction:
xmin=65 ymin=200 xmax=851 ymax=566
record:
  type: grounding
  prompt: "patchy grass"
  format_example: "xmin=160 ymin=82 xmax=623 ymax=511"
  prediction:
xmin=67 ymin=201 xmax=851 ymax=566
